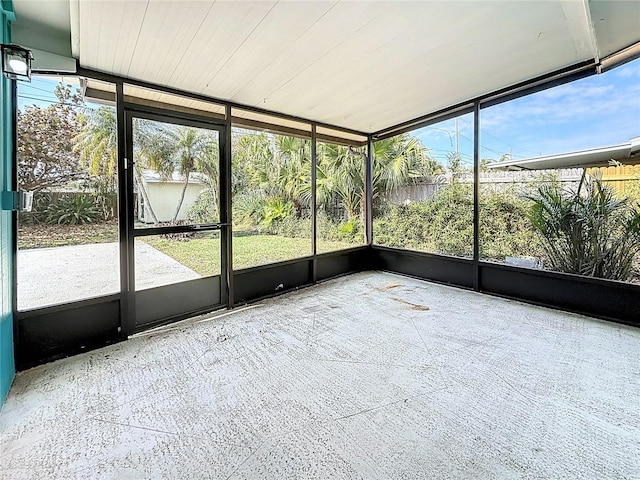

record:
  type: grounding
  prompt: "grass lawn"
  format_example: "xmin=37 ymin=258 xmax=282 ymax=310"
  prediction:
xmin=142 ymin=234 xmax=359 ymax=275
xmin=18 ymin=223 xmax=358 ymax=272
xmin=18 ymin=221 xmax=118 ymax=249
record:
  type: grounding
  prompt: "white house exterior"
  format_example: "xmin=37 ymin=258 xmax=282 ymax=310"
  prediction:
xmin=138 ymin=170 xmax=207 ymax=224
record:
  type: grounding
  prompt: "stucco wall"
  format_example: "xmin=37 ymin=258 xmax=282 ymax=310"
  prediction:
xmin=139 ymin=182 xmax=206 ymax=223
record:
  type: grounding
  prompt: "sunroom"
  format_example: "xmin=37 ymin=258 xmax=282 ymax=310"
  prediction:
xmin=1 ymin=1 xmax=639 ymax=477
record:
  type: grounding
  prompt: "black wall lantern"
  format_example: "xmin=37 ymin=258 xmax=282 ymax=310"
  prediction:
xmin=1 ymin=44 xmax=33 ymax=82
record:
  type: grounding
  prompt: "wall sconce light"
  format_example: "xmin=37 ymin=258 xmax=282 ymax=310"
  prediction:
xmin=1 ymin=44 xmax=33 ymax=82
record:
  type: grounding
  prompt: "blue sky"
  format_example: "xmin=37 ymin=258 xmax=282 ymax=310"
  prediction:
xmin=18 ymin=77 xmax=83 ymax=110
xmin=19 ymin=56 xmax=640 ymax=167
xmin=416 ymin=56 xmax=640 ymax=166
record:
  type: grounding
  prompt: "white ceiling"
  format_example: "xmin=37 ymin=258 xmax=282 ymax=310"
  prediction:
xmin=11 ymin=0 xmax=640 ymax=134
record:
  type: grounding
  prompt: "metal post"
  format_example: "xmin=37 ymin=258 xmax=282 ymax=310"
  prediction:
xmin=222 ymin=105 xmax=233 ymax=307
xmin=365 ymin=135 xmax=374 ymax=245
xmin=118 ymin=83 xmax=134 ymax=336
xmin=473 ymin=101 xmax=480 ymax=291
xmin=311 ymin=124 xmax=317 ymax=283
xmin=10 ymin=78 xmax=18 ymax=324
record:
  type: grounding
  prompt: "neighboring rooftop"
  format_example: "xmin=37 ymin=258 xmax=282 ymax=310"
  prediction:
xmin=487 ymin=137 xmax=640 ymax=171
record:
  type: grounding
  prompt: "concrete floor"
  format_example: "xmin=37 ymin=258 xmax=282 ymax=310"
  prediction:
xmin=17 ymin=242 xmax=199 ymax=310
xmin=1 ymin=271 xmax=638 ymax=479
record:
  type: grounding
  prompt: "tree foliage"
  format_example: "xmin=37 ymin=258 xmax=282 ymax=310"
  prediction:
xmin=373 ymin=183 xmax=540 ymax=259
xmin=17 ymin=85 xmax=84 ymax=191
xmin=75 ymin=112 xmax=221 ymax=225
xmin=135 ymin=121 xmax=216 ymax=223
xmin=232 ymin=130 xmax=440 ymax=230
xmin=75 ymin=106 xmax=117 ymax=180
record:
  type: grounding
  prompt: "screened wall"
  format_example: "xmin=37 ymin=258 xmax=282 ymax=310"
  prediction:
xmin=16 ymin=77 xmax=120 ymax=310
xmin=371 ymin=56 xmax=640 ymax=325
xmin=373 ymin=111 xmax=474 ymax=259
xmin=9 ymin=54 xmax=640 ymax=369
xmin=479 ymin=57 xmax=640 ymax=286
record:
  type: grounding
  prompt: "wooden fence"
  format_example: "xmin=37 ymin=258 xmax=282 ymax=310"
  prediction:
xmin=588 ymin=165 xmax=640 ymax=195
xmin=385 ymin=169 xmax=580 ymax=204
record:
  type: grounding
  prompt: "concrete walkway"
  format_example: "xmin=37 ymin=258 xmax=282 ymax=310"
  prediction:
xmin=1 ymin=271 xmax=638 ymax=478
xmin=17 ymin=242 xmax=199 ymax=310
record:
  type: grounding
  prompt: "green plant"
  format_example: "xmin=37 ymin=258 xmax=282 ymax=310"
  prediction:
xmin=269 ymin=216 xmax=311 ymax=238
xmin=336 ymin=218 xmax=361 ymax=242
xmin=480 ymin=186 xmax=542 ymax=261
xmin=373 ymin=183 xmax=540 ymax=260
xmin=45 ymin=195 xmax=101 ymax=225
xmin=374 ymin=183 xmax=473 ymax=256
xmin=187 ymin=189 xmax=219 ymax=224
xmin=527 ymin=173 xmax=640 ymax=281
xmin=19 ymin=191 xmax=52 ymax=225
xmin=260 ymin=197 xmax=292 ymax=229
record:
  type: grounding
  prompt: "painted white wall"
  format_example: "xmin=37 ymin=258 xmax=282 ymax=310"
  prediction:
xmin=139 ymin=181 xmax=206 ymax=223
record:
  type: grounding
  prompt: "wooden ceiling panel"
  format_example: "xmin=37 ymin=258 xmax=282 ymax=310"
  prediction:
xmin=177 ymin=2 xmax=279 ymax=95
xmin=590 ymin=1 xmax=640 ymax=58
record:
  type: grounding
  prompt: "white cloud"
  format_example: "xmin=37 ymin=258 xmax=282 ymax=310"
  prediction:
xmin=482 ymin=68 xmax=639 ymax=137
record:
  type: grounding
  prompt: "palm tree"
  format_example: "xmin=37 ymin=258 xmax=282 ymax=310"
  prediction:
xmin=372 ymin=134 xmax=442 ymax=202
xmin=75 ymin=107 xmax=118 ymax=178
xmin=171 ymin=127 xmax=210 ymax=223
xmin=134 ymin=121 xmax=217 ymax=224
xmin=274 ymin=135 xmax=311 ymax=215
xmin=315 ymin=142 xmax=364 ymax=219
xmin=75 ymin=108 xmax=159 ymax=223
xmin=76 ymin=111 xmax=220 ymax=225
xmin=75 ymin=108 xmax=163 ymax=224
xmin=312 ymin=133 xmax=441 ymax=221
xmin=233 ymin=131 xmax=279 ymax=195
xmin=191 ymin=138 xmax=220 ymax=223
xmin=232 ymin=130 xmax=439 ymax=225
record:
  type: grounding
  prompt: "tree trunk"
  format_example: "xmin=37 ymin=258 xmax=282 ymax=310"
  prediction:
xmin=173 ymin=170 xmax=190 ymax=224
xmin=360 ymin=191 xmax=367 ymax=244
xmin=210 ymin=187 xmax=219 ymax=220
xmin=133 ymin=166 xmax=158 ymax=224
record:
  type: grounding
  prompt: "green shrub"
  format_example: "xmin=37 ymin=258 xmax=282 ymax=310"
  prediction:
xmin=187 ymin=189 xmax=219 ymax=224
xmin=374 ymin=183 xmax=473 ymax=256
xmin=527 ymin=174 xmax=640 ymax=280
xmin=233 ymin=192 xmax=265 ymax=225
xmin=45 ymin=194 xmax=101 ymax=225
xmin=261 ymin=197 xmax=292 ymax=229
xmin=480 ymin=186 xmax=542 ymax=261
xmin=19 ymin=192 xmax=52 ymax=225
xmin=269 ymin=215 xmax=311 ymax=238
xmin=261 ymin=211 xmax=363 ymax=244
xmin=336 ymin=217 xmax=362 ymax=243
xmin=373 ymin=183 xmax=541 ymax=260
xmin=233 ymin=193 xmax=293 ymax=230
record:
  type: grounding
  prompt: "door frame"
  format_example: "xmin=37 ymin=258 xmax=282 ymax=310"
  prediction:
xmin=121 ymin=106 xmax=229 ymax=334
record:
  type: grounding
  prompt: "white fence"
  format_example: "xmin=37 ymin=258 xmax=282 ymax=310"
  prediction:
xmin=385 ymin=168 xmax=586 ymax=205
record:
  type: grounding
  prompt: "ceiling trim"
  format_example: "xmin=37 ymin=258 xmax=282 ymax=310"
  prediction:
xmin=373 ymin=103 xmax=474 ymax=142
xmin=69 ymin=0 xmax=80 ymax=58
xmin=76 ymin=66 xmax=369 ymax=139
xmin=479 ymin=60 xmax=597 ymax=109
xmin=598 ymin=41 xmax=640 ymax=74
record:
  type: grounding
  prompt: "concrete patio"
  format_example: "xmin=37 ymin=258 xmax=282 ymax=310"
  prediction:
xmin=1 ymin=271 xmax=638 ymax=479
xmin=17 ymin=242 xmax=199 ymax=310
